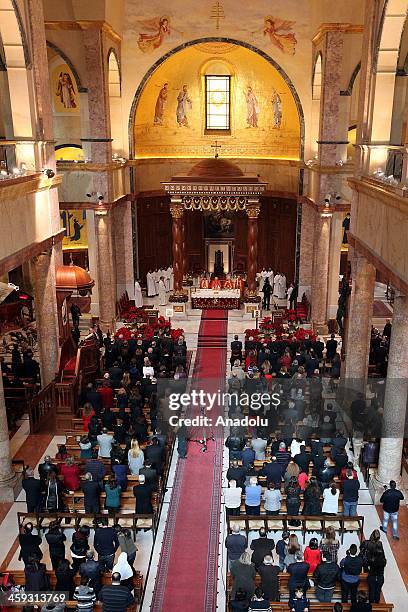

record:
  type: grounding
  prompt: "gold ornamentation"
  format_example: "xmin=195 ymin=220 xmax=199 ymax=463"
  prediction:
xmin=246 ymin=206 xmax=261 ymax=218
xmin=170 ymin=204 xmax=184 ymax=218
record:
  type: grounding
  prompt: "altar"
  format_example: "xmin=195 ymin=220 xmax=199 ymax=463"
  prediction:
xmin=191 ymin=288 xmax=241 ymax=310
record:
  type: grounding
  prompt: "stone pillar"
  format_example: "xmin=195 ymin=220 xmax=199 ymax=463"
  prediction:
xmin=114 ymin=201 xmax=135 ymax=299
xmin=327 ymin=212 xmax=344 ymax=319
xmin=377 ymin=292 xmax=408 ymax=485
xmin=181 ymin=213 xmax=187 ymax=277
xmin=344 ymin=252 xmax=375 ymax=384
xmin=298 ymin=201 xmax=316 ymax=300
xmin=31 ymin=250 xmax=60 ymax=386
xmin=311 ymin=213 xmax=332 ymax=330
xmin=86 ymin=210 xmax=100 ymax=317
xmin=0 ymin=375 xmax=19 ymax=501
xmin=170 ymin=200 xmax=185 ymax=296
xmin=94 ymin=210 xmax=117 ymax=332
xmin=246 ymin=202 xmax=261 ymax=296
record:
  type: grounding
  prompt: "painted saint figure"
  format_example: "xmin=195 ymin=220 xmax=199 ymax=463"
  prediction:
xmin=70 ymin=218 xmax=84 ymax=242
xmin=154 ymin=83 xmax=168 ymax=125
xmin=137 ymin=16 xmax=171 ymax=53
xmin=271 ymin=88 xmax=282 ymax=128
xmin=56 ymin=72 xmax=77 ymax=109
xmin=176 ymin=85 xmax=192 ymax=127
xmin=245 ymin=86 xmax=260 ymax=128
xmin=263 ymin=17 xmax=297 ymax=55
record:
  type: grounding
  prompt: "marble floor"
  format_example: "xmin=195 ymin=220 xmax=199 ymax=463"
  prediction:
xmin=1 ymin=296 xmax=406 ymax=611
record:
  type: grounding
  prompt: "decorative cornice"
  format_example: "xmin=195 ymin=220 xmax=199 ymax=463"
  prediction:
xmin=59 ymin=194 xmax=129 ymax=211
xmin=348 ymin=232 xmax=408 ymax=296
xmin=57 ymin=161 xmax=127 ymax=172
xmin=163 ymin=181 xmax=266 ymax=197
xmin=0 ymin=229 xmax=65 ymax=277
xmin=44 ymin=20 xmax=121 ymax=44
xmin=312 ymin=23 xmax=364 ymax=46
xmin=298 ymin=195 xmax=351 ymax=213
xmin=304 ymin=162 xmax=355 ymax=175
xmin=348 ymin=177 xmax=408 ymax=213
xmin=0 ymin=173 xmax=61 ymax=200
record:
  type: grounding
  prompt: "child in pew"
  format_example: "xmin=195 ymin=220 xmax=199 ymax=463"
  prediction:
xmin=288 ymin=586 xmax=310 ymax=612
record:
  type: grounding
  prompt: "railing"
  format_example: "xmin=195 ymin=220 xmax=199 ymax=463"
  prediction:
xmin=28 ymin=383 xmax=55 ymax=433
xmin=57 ymin=334 xmax=77 ymax=380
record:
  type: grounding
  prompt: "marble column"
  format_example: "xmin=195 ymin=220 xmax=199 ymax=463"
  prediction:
xmin=181 ymin=213 xmax=187 ymax=277
xmin=0 ymin=375 xmax=18 ymax=501
xmin=246 ymin=202 xmax=261 ymax=296
xmin=344 ymin=252 xmax=376 ymax=384
xmin=114 ymin=201 xmax=135 ymax=299
xmin=298 ymin=201 xmax=316 ymax=300
xmin=311 ymin=213 xmax=332 ymax=329
xmin=377 ymin=292 xmax=408 ymax=485
xmin=327 ymin=212 xmax=344 ymax=319
xmin=94 ymin=210 xmax=117 ymax=332
xmin=31 ymin=250 xmax=60 ymax=386
xmin=170 ymin=201 xmax=184 ymax=296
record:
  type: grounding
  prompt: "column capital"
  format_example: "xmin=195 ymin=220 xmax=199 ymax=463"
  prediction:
xmin=246 ymin=205 xmax=261 ymax=219
xmin=170 ymin=203 xmax=184 ymax=219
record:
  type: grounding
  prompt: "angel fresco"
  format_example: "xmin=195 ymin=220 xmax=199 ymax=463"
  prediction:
xmin=137 ymin=16 xmax=182 ymax=53
xmin=56 ymin=72 xmax=77 ymax=109
xmin=253 ymin=16 xmax=297 ymax=55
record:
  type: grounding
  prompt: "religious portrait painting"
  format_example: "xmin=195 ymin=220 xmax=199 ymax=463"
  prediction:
xmin=271 ymin=88 xmax=283 ymax=128
xmin=137 ymin=16 xmax=182 ymax=53
xmin=60 ymin=209 xmax=88 ymax=250
xmin=204 ymin=212 xmax=234 ymax=238
xmin=176 ymin=85 xmax=192 ymax=127
xmin=52 ymin=64 xmax=79 ymax=113
xmin=245 ymin=86 xmax=260 ymax=128
xmin=259 ymin=16 xmax=297 ymax=55
xmin=154 ymin=82 xmax=169 ymax=125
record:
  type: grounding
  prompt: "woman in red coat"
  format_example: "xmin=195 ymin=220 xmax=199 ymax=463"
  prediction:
xmin=60 ymin=457 xmax=80 ymax=492
xmin=303 ymin=537 xmax=321 ymax=573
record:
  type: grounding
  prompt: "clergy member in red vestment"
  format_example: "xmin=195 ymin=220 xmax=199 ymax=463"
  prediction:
xmin=200 ymin=276 xmax=209 ymax=288
xmin=223 ymin=277 xmax=233 ymax=289
xmin=210 ymin=277 xmax=222 ymax=289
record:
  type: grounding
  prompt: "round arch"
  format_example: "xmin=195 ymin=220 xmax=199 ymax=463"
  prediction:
xmin=46 ymin=41 xmax=87 ymax=92
xmin=128 ymin=36 xmax=305 ymax=159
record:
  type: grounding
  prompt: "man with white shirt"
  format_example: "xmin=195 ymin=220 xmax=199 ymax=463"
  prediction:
xmin=224 ymin=480 xmax=242 ymax=517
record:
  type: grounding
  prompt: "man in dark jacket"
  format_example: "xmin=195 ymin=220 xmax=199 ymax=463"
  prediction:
xmin=340 ymin=544 xmax=363 ymax=603
xmin=230 ymin=335 xmax=243 ymax=365
xmin=133 ymin=474 xmax=153 ymax=514
xmin=93 ymin=523 xmax=119 ymax=571
xmin=342 ymin=470 xmax=360 ymax=516
xmin=139 ymin=460 xmax=158 ymax=489
xmin=294 ymin=446 xmax=311 ymax=474
xmin=38 ymin=456 xmax=58 ymax=492
xmin=325 ymin=334 xmax=338 ymax=361
xmin=258 ymin=555 xmax=280 ymax=601
xmin=287 ymin=553 xmax=310 ymax=599
xmin=225 ymin=429 xmax=245 ymax=460
xmin=260 ymin=457 xmax=284 ymax=487
xmin=99 ymin=572 xmax=135 ymax=612
xmin=79 ymin=550 xmax=103 ymax=596
xmin=225 ymin=524 xmax=246 ymax=568
xmin=85 ymin=383 xmax=102 ymax=415
xmin=144 ymin=437 xmax=164 ymax=475
xmin=250 ymin=528 xmax=275 ymax=569
xmin=22 ymin=468 xmax=42 ymax=512
xmin=84 ymin=451 xmax=106 ymax=484
xmin=313 ymin=555 xmax=340 ymax=602
xmin=81 ymin=473 xmax=102 ymax=514
xmin=226 ymin=460 xmax=246 ymax=489
xmin=380 ymin=480 xmax=405 ymax=540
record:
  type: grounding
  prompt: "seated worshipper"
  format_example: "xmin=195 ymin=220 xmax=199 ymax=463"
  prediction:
xmin=225 ymin=524 xmax=247 ymax=569
xmin=104 ymin=477 xmax=121 ymax=515
xmin=112 ymin=551 xmax=135 ymax=592
xmin=225 ymin=480 xmax=243 ymax=516
xmin=263 ymin=482 xmax=282 ymax=515
xmin=74 ymin=575 xmax=97 ymax=611
xmin=287 ymin=552 xmax=310 ymax=599
xmin=245 ymin=476 xmax=262 ymax=515
xmin=210 ymin=276 xmax=222 ymax=289
xmin=24 ymin=557 xmax=49 ymax=591
xmin=258 ymin=555 xmax=280 ymax=602
xmin=133 ymin=474 xmax=154 ymax=514
xmin=303 ymin=538 xmax=321 ymax=574
xmin=322 ymin=482 xmax=340 ymax=515
xmin=230 ymin=550 xmax=256 ymax=600
xmin=97 ymin=428 xmax=113 ymax=459
xmin=250 ymin=528 xmax=275 ymax=570
xmin=60 ymin=456 xmax=81 ymax=492
xmin=98 ymin=571 xmax=135 ymax=612
xmin=248 ymin=586 xmax=272 ymax=612
xmin=128 ymin=439 xmax=144 ymax=475
xmin=55 ymin=558 xmax=75 ymax=599
xmin=19 ymin=523 xmax=42 ymax=565
xmin=288 ymin=587 xmax=311 ymax=612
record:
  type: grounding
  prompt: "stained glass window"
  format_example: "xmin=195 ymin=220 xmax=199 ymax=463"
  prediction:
xmin=205 ymin=75 xmax=231 ymax=131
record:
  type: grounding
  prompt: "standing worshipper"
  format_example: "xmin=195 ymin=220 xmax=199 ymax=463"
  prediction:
xmin=273 ymin=272 xmax=281 ymax=301
xmin=287 ymin=283 xmax=294 ymax=310
xmin=146 ymin=270 xmax=156 ymax=297
xmin=134 ymin=279 xmax=143 ymax=308
xmin=158 ymin=276 xmax=167 ymax=306
xmin=262 ymin=278 xmax=272 ymax=311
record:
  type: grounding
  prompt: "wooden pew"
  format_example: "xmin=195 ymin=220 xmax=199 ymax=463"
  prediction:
xmin=62 ymin=489 xmax=159 ymax=514
xmin=225 ymin=603 xmax=393 ymax=612
xmin=226 ymin=514 xmax=364 ymax=544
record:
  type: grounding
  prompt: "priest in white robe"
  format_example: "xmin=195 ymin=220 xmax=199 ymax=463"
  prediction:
xmin=278 ymin=274 xmax=287 ymax=299
xmin=158 ymin=276 xmax=167 ymax=306
xmin=146 ymin=271 xmax=156 ymax=297
xmin=134 ymin=279 xmax=143 ymax=307
xmin=153 ymin=269 xmax=160 ymax=295
xmin=169 ymin=266 xmax=174 ymax=291
xmin=273 ymin=273 xmax=281 ymax=297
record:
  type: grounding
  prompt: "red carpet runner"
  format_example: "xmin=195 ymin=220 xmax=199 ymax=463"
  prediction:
xmin=151 ymin=309 xmax=227 ymax=610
